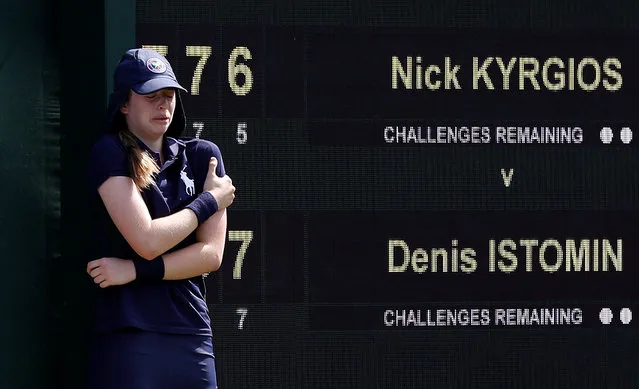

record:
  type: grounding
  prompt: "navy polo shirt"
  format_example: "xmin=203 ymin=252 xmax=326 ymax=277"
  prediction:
xmin=88 ymin=133 xmax=226 ymax=336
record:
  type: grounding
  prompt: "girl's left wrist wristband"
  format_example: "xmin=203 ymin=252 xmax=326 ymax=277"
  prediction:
xmin=134 ymin=256 xmax=165 ymax=281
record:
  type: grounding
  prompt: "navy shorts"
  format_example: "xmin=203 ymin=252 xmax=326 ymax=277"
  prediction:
xmin=88 ymin=328 xmax=218 ymax=389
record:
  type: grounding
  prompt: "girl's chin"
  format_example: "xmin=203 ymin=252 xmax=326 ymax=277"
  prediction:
xmin=150 ymin=122 xmax=171 ymax=133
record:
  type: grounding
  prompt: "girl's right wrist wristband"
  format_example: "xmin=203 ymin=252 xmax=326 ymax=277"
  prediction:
xmin=185 ymin=191 xmax=218 ymax=225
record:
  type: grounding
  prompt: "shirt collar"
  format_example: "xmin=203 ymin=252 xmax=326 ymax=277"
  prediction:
xmin=135 ymin=136 xmax=185 ymax=169
xmin=165 ymin=137 xmax=185 ymax=161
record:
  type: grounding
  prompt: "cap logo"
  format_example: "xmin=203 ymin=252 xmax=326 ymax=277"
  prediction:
xmin=146 ymin=57 xmax=167 ymax=73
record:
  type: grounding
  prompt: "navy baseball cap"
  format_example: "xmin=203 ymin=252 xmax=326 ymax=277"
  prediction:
xmin=106 ymin=48 xmax=188 ymax=137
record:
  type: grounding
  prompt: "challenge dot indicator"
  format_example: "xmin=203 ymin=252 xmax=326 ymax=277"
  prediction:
xmin=600 ymin=127 xmax=613 ymax=144
xmin=599 ymin=308 xmax=613 ymax=325
xmin=620 ymin=127 xmax=633 ymax=144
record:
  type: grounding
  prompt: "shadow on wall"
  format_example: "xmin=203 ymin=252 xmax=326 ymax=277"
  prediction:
xmin=0 ymin=0 xmax=108 ymax=388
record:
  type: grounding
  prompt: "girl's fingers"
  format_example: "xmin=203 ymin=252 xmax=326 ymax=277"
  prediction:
xmin=93 ymin=275 xmax=106 ymax=285
xmin=89 ymin=268 xmax=102 ymax=278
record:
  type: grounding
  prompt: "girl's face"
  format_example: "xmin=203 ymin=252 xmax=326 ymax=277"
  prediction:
xmin=120 ymin=88 xmax=176 ymax=139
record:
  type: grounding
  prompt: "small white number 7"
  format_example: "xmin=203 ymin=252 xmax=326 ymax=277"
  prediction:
xmin=236 ymin=308 xmax=248 ymax=330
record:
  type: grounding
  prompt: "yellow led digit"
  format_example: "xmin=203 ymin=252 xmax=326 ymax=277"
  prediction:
xmin=228 ymin=230 xmax=254 ymax=279
xmin=141 ymin=45 xmax=169 ymax=56
xmin=228 ymin=47 xmax=253 ymax=96
xmin=186 ymin=45 xmax=212 ymax=95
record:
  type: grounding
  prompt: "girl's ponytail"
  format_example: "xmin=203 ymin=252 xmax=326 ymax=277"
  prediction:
xmin=118 ymin=130 xmax=159 ymax=190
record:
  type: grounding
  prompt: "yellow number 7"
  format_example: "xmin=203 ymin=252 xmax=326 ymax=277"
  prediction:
xmin=186 ymin=45 xmax=212 ymax=95
xmin=228 ymin=230 xmax=254 ymax=279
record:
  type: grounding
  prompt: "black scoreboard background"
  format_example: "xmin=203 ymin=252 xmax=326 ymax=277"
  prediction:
xmin=137 ymin=1 xmax=639 ymax=388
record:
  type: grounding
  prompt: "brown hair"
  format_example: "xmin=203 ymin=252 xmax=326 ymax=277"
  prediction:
xmin=118 ymin=130 xmax=160 ymax=190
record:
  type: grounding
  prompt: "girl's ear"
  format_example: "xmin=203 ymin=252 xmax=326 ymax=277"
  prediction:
xmin=119 ymin=103 xmax=129 ymax=115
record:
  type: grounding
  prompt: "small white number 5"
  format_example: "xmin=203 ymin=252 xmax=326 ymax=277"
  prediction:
xmin=237 ymin=122 xmax=247 ymax=144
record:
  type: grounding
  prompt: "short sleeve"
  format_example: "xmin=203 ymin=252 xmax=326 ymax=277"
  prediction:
xmin=183 ymin=138 xmax=226 ymax=193
xmin=186 ymin=138 xmax=226 ymax=176
xmin=88 ymin=134 xmax=130 ymax=191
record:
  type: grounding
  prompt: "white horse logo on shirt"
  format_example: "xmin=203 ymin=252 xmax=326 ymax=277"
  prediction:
xmin=180 ymin=168 xmax=195 ymax=196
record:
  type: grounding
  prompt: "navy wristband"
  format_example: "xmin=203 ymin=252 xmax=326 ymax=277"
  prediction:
xmin=185 ymin=191 xmax=218 ymax=225
xmin=134 ymin=256 xmax=165 ymax=281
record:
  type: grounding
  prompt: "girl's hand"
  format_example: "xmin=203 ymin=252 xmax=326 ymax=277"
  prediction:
xmin=203 ymin=157 xmax=235 ymax=210
xmin=87 ymin=257 xmax=136 ymax=288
